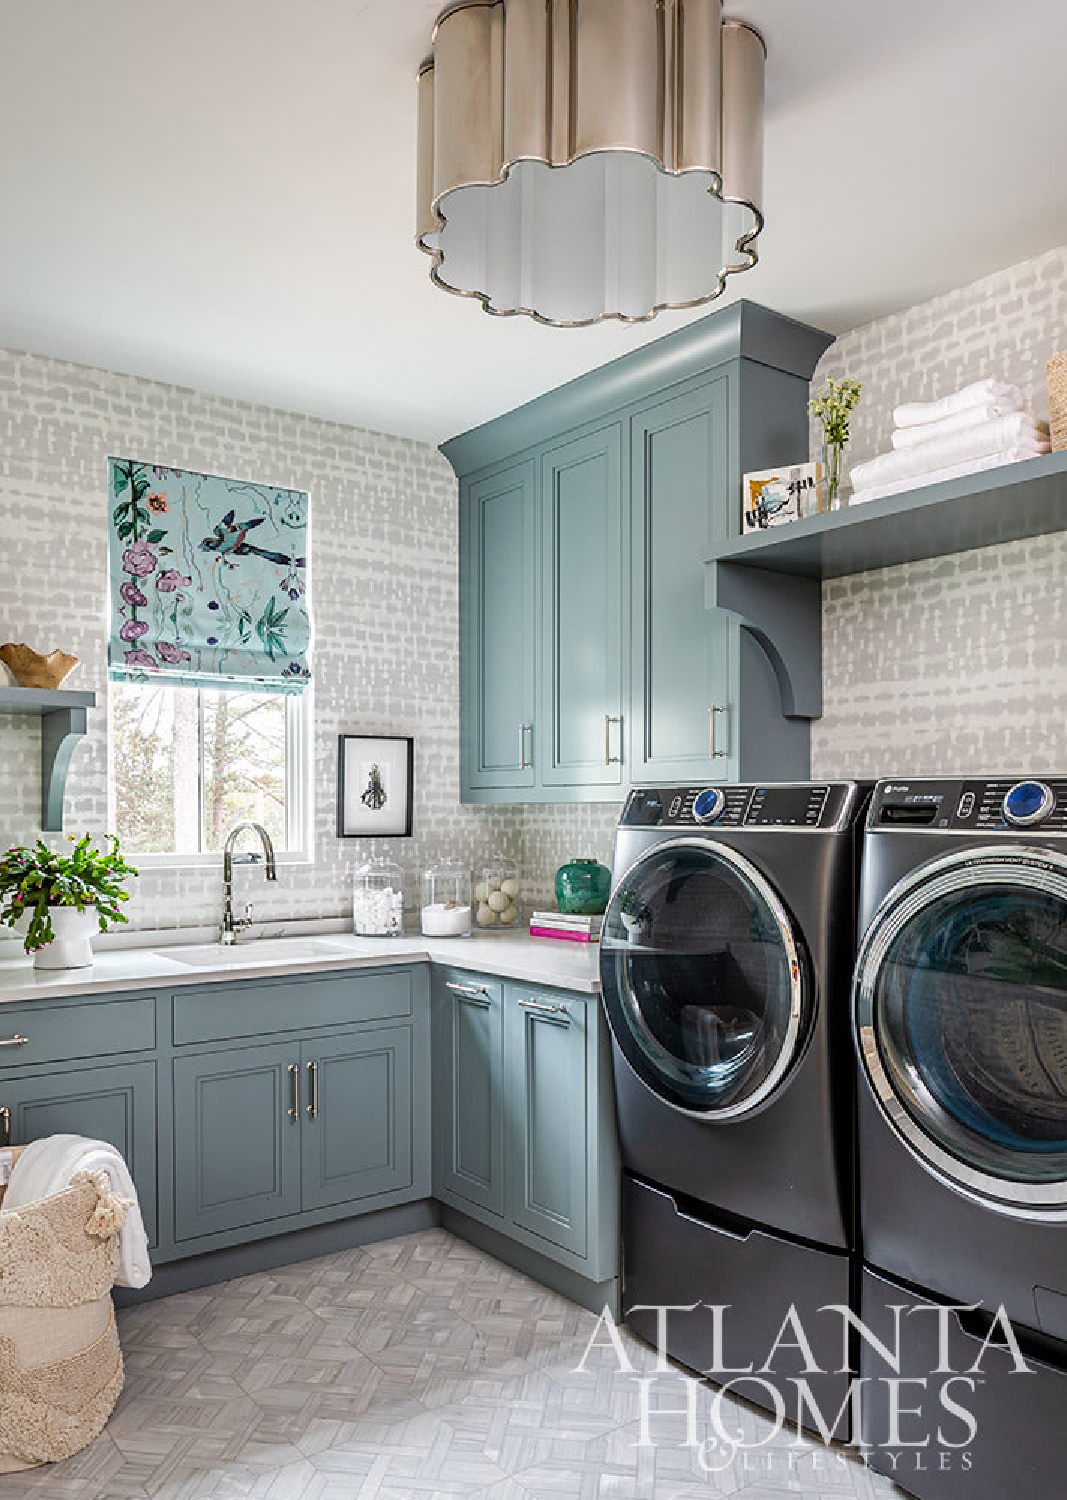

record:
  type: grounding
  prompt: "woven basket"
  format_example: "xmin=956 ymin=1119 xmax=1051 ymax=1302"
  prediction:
xmin=0 ymin=1152 xmax=125 ymax=1473
xmin=1048 ymin=350 xmax=1067 ymax=452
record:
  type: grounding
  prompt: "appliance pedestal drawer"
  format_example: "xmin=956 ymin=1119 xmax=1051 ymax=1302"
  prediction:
xmin=861 ymin=1265 xmax=1067 ymax=1499
xmin=622 ymin=1174 xmax=852 ymax=1441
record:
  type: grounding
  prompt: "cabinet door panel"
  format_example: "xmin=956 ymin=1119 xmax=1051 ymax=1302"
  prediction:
xmin=300 ymin=1026 xmax=413 ymax=1212
xmin=463 ymin=461 xmax=537 ymax=790
xmin=541 ymin=426 xmax=624 ymax=787
xmin=433 ymin=972 xmax=504 ymax=1215
xmin=505 ymin=987 xmax=588 ymax=1257
xmin=630 ymin=380 xmax=735 ymax=781
xmin=173 ymin=1043 xmax=301 ymax=1241
xmin=0 ymin=1061 xmax=158 ymax=1245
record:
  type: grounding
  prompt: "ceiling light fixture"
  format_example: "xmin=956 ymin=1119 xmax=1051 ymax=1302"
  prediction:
xmin=415 ymin=0 xmax=765 ymax=328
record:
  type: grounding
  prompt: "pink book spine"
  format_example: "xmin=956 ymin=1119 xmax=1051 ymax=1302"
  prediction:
xmin=529 ymin=925 xmax=597 ymax=943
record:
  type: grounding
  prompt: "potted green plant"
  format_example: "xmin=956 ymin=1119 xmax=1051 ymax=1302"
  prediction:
xmin=0 ymin=835 xmax=138 ymax=970
xmin=808 ymin=376 xmax=863 ymax=510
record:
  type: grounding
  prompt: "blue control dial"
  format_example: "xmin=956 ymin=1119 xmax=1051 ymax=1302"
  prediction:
xmin=693 ymin=787 xmax=726 ymax=824
xmin=1002 ymin=780 xmax=1055 ymax=827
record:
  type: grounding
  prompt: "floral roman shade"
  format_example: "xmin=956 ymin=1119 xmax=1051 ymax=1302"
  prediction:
xmin=108 ymin=458 xmax=310 ymax=693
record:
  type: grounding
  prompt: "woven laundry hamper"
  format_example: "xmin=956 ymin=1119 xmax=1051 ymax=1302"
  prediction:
xmin=0 ymin=1148 xmax=126 ymax=1473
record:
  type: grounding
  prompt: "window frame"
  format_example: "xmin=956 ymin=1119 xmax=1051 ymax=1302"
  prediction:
xmin=107 ymin=682 xmax=313 ymax=868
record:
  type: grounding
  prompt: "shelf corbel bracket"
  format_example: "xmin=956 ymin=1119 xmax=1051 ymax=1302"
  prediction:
xmin=708 ymin=561 xmax=823 ymax=721
xmin=40 ymin=706 xmax=88 ymax=832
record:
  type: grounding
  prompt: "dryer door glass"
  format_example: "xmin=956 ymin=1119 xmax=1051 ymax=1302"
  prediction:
xmin=856 ymin=851 xmax=1067 ymax=1210
xmin=599 ymin=839 xmax=805 ymax=1116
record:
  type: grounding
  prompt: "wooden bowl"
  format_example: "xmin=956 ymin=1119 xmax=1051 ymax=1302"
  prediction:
xmin=0 ymin=643 xmax=80 ymax=690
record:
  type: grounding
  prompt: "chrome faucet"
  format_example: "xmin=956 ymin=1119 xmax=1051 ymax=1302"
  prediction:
xmin=221 ymin=822 xmax=277 ymax=944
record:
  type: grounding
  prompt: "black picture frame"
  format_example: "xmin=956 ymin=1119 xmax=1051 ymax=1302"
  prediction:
xmin=336 ymin=734 xmax=414 ymax=838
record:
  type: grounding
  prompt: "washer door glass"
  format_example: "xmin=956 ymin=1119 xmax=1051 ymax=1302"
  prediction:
xmin=599 ymin=839 xmax=804 ymax=1117
xmin=856 ymin=852 xmax=1067 ymax=1208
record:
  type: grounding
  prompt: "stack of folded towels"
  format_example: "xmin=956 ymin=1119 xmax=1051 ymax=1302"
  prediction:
xmin=850 ymin=379 xmax=1051 ymax=504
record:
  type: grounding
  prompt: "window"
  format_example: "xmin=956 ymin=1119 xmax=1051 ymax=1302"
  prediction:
xmin=109 ymin=681 xmax=308 ymax=859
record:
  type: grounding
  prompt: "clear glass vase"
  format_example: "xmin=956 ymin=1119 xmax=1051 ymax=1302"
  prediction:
xmin=823 ymin=436 xmax=846 ymax=511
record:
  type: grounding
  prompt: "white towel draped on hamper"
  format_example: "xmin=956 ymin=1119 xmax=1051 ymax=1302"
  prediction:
xmin=2 ymin=1135 xmax=151 ymax=1289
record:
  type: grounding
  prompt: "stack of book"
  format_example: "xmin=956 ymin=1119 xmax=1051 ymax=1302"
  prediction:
xmin=529 ymin=910 xmax=604 ymax=944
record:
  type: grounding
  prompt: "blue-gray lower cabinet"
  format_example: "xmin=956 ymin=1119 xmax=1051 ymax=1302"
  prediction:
xmin=0 ymin=1059 xmax=158 ymax=1246
xmin=432 ymin=968 xmax=619 ymax=1293
xmin=505 ymin=983 xmax=588 ymax=1258
xmin=173 ymin=1041 xmax=302 ymax=1242
xmin=300 ymin=1025 xmax=413 ymax=1213
xmin=431 ymin=970 xmax=505 ymax=1216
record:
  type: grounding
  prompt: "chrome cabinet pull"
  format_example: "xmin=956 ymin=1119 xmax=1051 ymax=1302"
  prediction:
xmin=604 ymin=714 xmax=622 ymax=766
xmin=306 ymin=1060 xmax=319 ymax=1119
xmin=518 ymin=997 xmax=570 ymax=1023
xmin=709 ymin=704 xmax=727 ymax=759
xmin=446 ymin=980 xmax=492 ymax=1007
xmin=0 ymin=1106 xmax=9 ymax=1147
xmin=0 ymin=1035 xmax=28 ymax=1049
xmin=287 ymin=1064 xmax=300 ymax=1122
xmin=519 ymin=722 xmax=533 ymax=770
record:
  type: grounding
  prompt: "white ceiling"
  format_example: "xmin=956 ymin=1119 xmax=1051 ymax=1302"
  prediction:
xmin=1 ymin=0 xmax=1065 ymax=446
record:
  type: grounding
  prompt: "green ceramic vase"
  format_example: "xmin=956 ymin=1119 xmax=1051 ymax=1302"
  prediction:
xmin=555 ymin=857 xmax=611 ymax=915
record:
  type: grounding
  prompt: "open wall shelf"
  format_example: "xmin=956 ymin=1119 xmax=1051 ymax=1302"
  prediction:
xmin=706 ymin=450 xmax=1067 ymax=722
xmin=0 ymin=686 xmax=97 ymax=831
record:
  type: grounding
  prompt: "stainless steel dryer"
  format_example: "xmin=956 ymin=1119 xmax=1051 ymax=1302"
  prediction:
xmin=853 ymin=777 xmax=1067 ymax=1499
xmin=599 ymin=781 xmax=868 ymax=1433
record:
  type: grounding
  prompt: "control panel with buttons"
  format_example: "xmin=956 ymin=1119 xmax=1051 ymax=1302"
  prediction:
xmin=870 ymin=778 xmax=1067 ymax=832
xmin=621 ymin=784 xmax=857 ymax=830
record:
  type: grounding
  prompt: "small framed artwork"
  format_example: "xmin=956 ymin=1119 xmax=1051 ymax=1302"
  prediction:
xmin=742 ymin=461 xmax=822 ymax=532
xmin=337 ymin=735 xmax=414 ymax=837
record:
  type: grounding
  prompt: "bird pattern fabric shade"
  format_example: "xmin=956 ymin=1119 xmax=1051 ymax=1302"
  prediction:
xmin=416 ymin=0 xmax=765 ymax=326
xmin=107 ymin=458 xmax=310 ymax=692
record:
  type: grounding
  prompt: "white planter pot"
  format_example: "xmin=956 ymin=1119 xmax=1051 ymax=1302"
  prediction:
xmin=33 ymin=907 xmax=98 ymax=970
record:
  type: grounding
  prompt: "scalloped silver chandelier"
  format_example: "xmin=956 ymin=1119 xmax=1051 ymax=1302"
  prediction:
xmin=415 ymin=0 xmax=765 ymax=327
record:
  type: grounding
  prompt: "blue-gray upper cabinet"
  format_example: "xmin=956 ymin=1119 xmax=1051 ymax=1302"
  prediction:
xmin=461 ymin=460 xmax=538 ymax=793
xmin=541 ymin=424 xmax=625 ymax=790
xmin=629 ymin=378 xmax=736 ymax=782
xmin=445 ymin=300 xmax=833 ymax=798
xmin=504 ymin=983 xmax=588 ymax=1259
xmin=300 ymin=1025 xmax=413 ymax=1213
xmin=172 ymin=1040 xmax=303 ymax=1242
xmin=431 ymin=969 xmax=505 ymax=1216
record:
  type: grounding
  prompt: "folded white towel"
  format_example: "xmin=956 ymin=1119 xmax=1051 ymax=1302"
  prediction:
xmin=850 ymin=447 xmax=1047 ymax=506
xmin=2 ymin=1134 xmax=151 ymax=1288
xmin=891 ymin=402 xmax=1040 ymax=449
xmin=893 ymin=380 xmax=1023 ymax=429
xmin=851 ymin=413 xmax=1049 ymax=492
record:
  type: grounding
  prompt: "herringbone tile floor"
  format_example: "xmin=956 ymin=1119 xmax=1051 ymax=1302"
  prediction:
xmin=1 ymin=1229 xmax=904 ymax=1499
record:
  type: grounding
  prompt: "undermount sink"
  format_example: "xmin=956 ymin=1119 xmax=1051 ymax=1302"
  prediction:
xmin=164 ymin=938 xmax=348 ymax=968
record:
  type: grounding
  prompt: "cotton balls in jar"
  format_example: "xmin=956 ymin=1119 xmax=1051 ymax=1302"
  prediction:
xmin=475 ymin=862 xmax=522 ymax=930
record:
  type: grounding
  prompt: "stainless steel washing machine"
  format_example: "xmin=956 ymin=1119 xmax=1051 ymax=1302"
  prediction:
xmin=854 ymin=776 xmax=1067 ymax=1498
xmin=599 ymin=781 xmax=868 ymax=1434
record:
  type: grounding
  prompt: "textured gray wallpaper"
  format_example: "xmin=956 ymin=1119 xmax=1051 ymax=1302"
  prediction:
xmin=1 ymin=241 xmax=1064 ymax=933
xmin=810 ymin=241 xmax=1067 ymax=778
xmin=0 ymin=351 xmax=523 ymax=933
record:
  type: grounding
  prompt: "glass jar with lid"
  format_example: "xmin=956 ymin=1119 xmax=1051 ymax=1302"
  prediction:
xmin=420 ymin=859 xmax=472 ymax=938
xmin=352 ymin=856 xmax=404 ymax=937
xmin=474 ymin=853 xmax=522 ymax=932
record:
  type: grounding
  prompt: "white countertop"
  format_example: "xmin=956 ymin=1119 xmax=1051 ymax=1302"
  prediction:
xmin=0 ymin=929 xmax=602 ymax=1006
